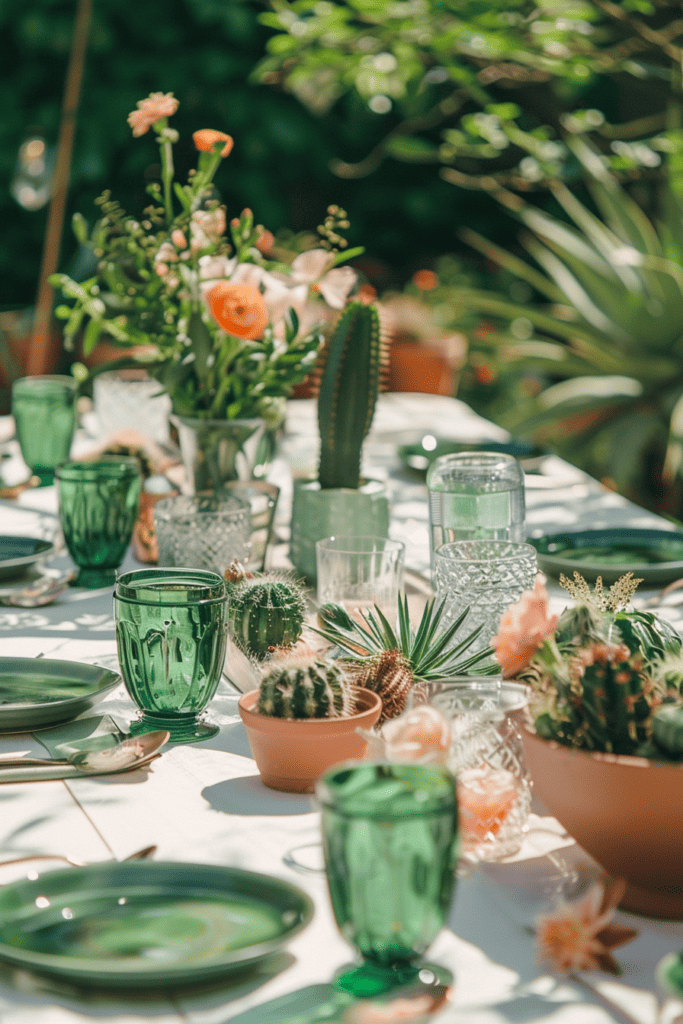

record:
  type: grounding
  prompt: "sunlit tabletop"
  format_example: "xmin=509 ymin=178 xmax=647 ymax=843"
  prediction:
xmin=0 ymin=393 xmax=681 ymax=1024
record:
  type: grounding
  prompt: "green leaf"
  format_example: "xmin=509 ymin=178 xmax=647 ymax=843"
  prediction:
xmin=383 ymin=136 xmax=440 ymax=162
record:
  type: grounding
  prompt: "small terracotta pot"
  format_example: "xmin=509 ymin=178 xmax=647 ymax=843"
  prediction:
xmin=238 ymin=688 xmax=383 ymax=793
xmin=521 ymin=726 xmax=683 ymax=919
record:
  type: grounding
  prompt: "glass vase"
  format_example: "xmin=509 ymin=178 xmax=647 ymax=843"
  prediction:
xmin=171 ymin=415 xmax=268 ymax=494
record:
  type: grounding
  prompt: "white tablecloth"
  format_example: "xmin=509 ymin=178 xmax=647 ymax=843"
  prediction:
xmin=0 ymin=394 xmax=682 ymax=1024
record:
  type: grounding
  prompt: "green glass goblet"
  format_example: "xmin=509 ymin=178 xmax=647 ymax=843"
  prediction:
xmin=316 ymin=761 xmax=459 ymax=999
xmin=56 ymin=457 xmax=142 ymax=588
xmin=12 ymin=375 xmax=78 ymax=485
xmin=114 ymin=568 xmax=229 ymax=744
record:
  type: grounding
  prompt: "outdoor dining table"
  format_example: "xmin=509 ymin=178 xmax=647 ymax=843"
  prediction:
xmin=0 ymin=392 xmax=682 ymax=1024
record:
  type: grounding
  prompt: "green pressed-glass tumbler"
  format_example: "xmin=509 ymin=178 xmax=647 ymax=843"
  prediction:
xmin=114 ymin=568 xmax=228 ymax=744
xmin=317 ymin=761 xmax=459 ymax=998
xmin=56 ymin=457 xmax=142 ymax=588
xmin=12 ymin=375 xmax=78 ymax=485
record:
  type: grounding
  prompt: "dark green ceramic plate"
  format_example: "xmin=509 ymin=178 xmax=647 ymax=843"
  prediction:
xmin=0 ymin=535 xmax=56 ymax=581
xmin=397 ymin=438 xmax=546 ymax=475
xmin=0 ymin=861 xmax=313 ymax=988
xmin=0 ymin=658 xmax=121 ymax=731
xmin=530 ymin=528 xmax=683 ymax=585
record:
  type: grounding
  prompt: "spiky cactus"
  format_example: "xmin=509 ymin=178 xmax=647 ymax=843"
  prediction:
xmin=650 ymin=704 xmax=683 ymax=760
xmin=351 ymin=649 xmax=413 ymax=726
xmin=318 ymin=301 xmax=382 ymax=490
xmin=257 ymin=657 xmax=356 ymax=719
xmin=226 ymin=568 xmax=307 ymax=660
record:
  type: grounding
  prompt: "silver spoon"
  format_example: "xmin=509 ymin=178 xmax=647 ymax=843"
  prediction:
xmin=0 ymin=571 xmax=76 ymax=607
xmin=0 ymin=730 xmax=169 ymax=771
xmin=0 ymin=844 xmax=157 ymax=869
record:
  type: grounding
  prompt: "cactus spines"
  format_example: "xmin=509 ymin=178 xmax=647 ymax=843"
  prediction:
xmin=257 ymin=657 xmax=356 ymax=719
xmin=226 ymin=569 xmax=307 ymax=660
xmin=351 ymin=650 xmax=413 ymax=725
xmin=317 ymin=301 xmax=383 ymax=491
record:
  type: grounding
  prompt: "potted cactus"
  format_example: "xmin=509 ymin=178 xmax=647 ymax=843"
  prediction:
xmin=491 ymin=571 xmax=683 ymax=918
xmin=238 ymin=654 xmax=382 ymax=792
xmin=225 ymin=566 xmax=308 ymax=660
xmin=289 ymin=301 xmax=387 ymax=581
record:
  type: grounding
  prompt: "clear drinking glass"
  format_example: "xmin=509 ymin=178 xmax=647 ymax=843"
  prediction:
xmin=12 ymin=375 xmax=78 ymax=485
xmin=56 ymin=457 xmax=142 ymax=588
xmin=317 ymin=761 xmax=459 ymax=998
xmin=93 ymin=371 xmax=172 ymax=443
xmin=426 ymin=451 xmax=525 ymax=572
xmin=154 ymin=492 xmax=252 ymax=576
xmin=433 ymin=540 xmax=537 ymax=655
xmin=114 ymin=568 xmax=229 ymax=743
xmin=315 ymin=536 xmax=405 ymax=622
xmin=413 ymin=679 xmax=531 ymax=862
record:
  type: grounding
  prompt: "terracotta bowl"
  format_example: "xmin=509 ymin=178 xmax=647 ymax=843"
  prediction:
xmin=521 ymin=726 xmax=683 ymax=919
xmin=238 ymin=689 xmax=383 ymax=794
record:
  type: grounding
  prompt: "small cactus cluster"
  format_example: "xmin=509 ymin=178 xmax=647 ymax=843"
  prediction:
xmin=350 ymin=650 xmax=413 ymax=726
xmin=225 ymin=565 xmax=307 ymax=660
xmin=257 ymin=656 xmax=356 ymax=720
xmin=523 ymin=573 xmax=683 ymax=759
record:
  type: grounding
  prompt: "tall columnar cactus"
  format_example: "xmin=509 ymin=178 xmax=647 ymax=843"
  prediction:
xmin=226 ymin=569 xmax=307 ymax=660
xmin=317 ymin=301 xmax=382 ymax=490
xmin=257 ymin=658 xmax=356 ymax=719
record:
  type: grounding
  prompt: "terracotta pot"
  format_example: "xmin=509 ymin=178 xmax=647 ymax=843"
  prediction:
xmin=521 ymin=726 xmax=683 ymax=919
xmin=238 ymin=688 xmax=383 ymax=793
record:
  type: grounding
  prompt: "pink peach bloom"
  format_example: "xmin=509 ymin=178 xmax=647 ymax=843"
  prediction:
xmin=382 ymin=705 xmax=452 ymax=764
xmin=155 ymin=262 xmax=169 ymax=277
xmin=171 ymin=229 xmax=187 ymax=249
xmin=491 ymin=575 xmax=559 ymax=678
xmin=344 ymin=995 xmax=434 ymax=1023
xmin=535 ymin=878 xmax=638 ymax=976
xmin=127 ymin=92 xmax=179 ymax=137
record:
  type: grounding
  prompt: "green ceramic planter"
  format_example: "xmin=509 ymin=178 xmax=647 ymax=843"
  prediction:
xmin=289 ymin=478 xmax=389 ymax=583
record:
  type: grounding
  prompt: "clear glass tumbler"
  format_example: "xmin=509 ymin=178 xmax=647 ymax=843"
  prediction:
xmin=315 ymin=536 xmax=405 ymax=623
xmin=154 ymin=492 xmax=252 ymax=576
xmin=114 ymin=568 xmax=229 ymax=743
xmin=433 ymin=539 xmax=537 ymax=655
xmin=317 ymin=761 xmax=459 ymax=998
xmin=56 ymin=456 xmax=142 ymax=588
xmin=12 ymin=375 xmax=78 ymax=485
xmin=426 ymin=451 xmax=525 ymax=572
xmin=414 ymin=679 xmax=532 ymax=862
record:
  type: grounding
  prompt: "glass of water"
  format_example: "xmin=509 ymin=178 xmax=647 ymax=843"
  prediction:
xmin=426 ymin=451 xmax=525 ymax=572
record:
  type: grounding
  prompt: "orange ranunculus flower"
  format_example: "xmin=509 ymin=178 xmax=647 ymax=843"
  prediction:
xmin=128 ymin=92 xmax=179 ymax=137
xmin=491 ymin=575 xmax=558 ymax=677
xmin=206 ymin=282 xmax=269 ymax=339
xmin=412 ymin=269 xmax=438 ymax=291
xmin=192 ymin=130 xmax=234 ymax=158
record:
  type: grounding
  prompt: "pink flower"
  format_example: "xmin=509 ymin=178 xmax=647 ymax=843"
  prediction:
xmin=171 ymin=229 xmax=187 ymax=250
xmin=127 ymin=92 xmax=179 ymax=137
xmin=491 ymin=575 xmax=558 ymax=678
xmin=535 ymin=878 xmax=638 ymax=976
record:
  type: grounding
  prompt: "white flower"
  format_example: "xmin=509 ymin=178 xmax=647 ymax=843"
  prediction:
xmin=289 ymin=248 xmax=357 ymax=309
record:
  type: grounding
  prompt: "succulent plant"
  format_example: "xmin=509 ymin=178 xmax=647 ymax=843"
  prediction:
xmin=314 ymin=595 xmax=495 ymax=709
xmin=650 ymin=703 xmax=683 ymax=760
xmin=226 ymin=567 xmax=307 ymax=660
xmin=317 ymin=300 xmax=383 ymax=490
xmin=257 ymin=656 xmax=355 ymax=720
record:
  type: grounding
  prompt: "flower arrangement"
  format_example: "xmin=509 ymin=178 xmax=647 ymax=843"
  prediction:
xmin=492 ymin=571 xmax=683 ymax=757
xmin=50 ymin=92 xmax=362 ymax=421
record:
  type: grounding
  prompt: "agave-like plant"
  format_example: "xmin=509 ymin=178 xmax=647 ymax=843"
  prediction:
xmin=314 ymin=596 xmax=496 ymax=724
xmin=452 ymin=137 xmax=683 ymax=509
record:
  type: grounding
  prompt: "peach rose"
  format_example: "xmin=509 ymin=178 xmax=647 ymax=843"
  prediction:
xmin=206 ymin=281 xmax=269 ymax=339
xmin=491 ymin=575 xmax=558 ymax=678
xmin=192 ymin=129 xmax=234 ymax=158
xmin=128 ymin=92 xmax=179 ymax=137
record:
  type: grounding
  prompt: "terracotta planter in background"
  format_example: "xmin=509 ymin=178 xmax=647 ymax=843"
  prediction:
xmin=238 ymin=688 xmax=383 ymax=793
xmin=521 ymin=725 xmax=683 ymax=919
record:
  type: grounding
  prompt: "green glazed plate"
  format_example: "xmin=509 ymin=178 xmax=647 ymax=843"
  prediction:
xmin=530 ymin=528 xmax=683 ymax=585
xmin=0 ymin=861 xmax=313 ymax=988
xmin=0 ymin=535 xmax=56 ymax=581
xmin=397 ymin=438 xmax=546 ymax=475
xmin=0 ymin=658 xmax=121 ymax=732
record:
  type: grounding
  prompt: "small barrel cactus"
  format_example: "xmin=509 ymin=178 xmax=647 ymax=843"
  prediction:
xmin=257 ymin=657 xmax=356 ymax=719
xmin=226 ymin=567 xmax=307 ymax=660
xmin=351 ymin=650 xmax=413 ymax=726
